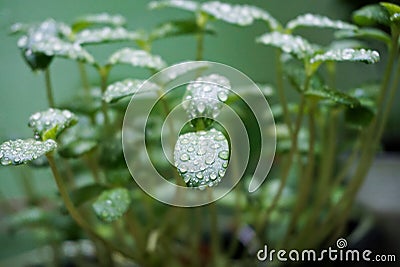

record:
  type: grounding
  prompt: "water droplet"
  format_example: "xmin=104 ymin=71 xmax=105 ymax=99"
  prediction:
xmin=197 ymin=102 xmax=205 ymax=113
xmin=218 ymin=150 xmax=229 ymax=160
xmin=196 ymin=172 xmax=203 ymax=179
xmin=205 ymin=157 xmax=214 ymax=165
xmin=180 ymin=153 xmax=190 ymax=161
xmin=210 ymin=172 xmax=217 ymax=180
xmin=218 ymin=91 xmax=228 ymax=102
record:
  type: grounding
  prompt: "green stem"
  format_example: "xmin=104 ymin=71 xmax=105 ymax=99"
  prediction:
xmin=282 ymin=101 xmax=316 ymax=248
xmin=78 ymin=62 xmax=90 ymax=93
xmin=46 ymin=153 xmax=139 ymax=262
xmin=275 ymin=51 xmax=293 ymax=137
xmin=99 ymin=67 xmax=110 ymax=128
xmin=208 ymin=189 xmax=219 ymax=266
xmin=44 ymin=68 xmax=55 ymax=107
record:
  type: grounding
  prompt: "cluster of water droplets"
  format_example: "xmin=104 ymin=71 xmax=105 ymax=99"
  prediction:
xmin=0 ymin=139 xmax=57 ymax=166
xmin=92 ymin=188 xmax=130 ymax=223
xmin=108 ymin=48 xmax=166 ymax=71
xmin=75 ymin=27 xmax=142 ymax=45
xmin=28 ymin=108 xmax=78 ymax=140
xmin=174 ymin=129 xmax=229 ymax=189
xmin=149 ymin=0 xmax=200 ymax=12
xmin=103 ymin=78 xmax=161 ymax=103
xmin=287 ymin=13 xmax=357 ymax=31
xmin=74 ymin=13 xmax=126 ymax=27
xmin=310 ymin=48 xmax=380 ymax=64
xmin=182 ymin=74 xmax=230 ymax=120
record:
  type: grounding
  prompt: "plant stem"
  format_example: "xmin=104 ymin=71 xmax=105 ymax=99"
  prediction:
xmin=99 ymin=67 xmax=110 ymax=128
xmin=275 ymin=51 xmax=293 ymax=137
xmin=44 ymin=68 xmax=55 ymax=107
xmin=46 ymin=153 xmax=139 ymax=262
xmin=78 ymin=62 xmax=90 ymax=93
xmin=208 ymin=189 xmax=219 ymax=266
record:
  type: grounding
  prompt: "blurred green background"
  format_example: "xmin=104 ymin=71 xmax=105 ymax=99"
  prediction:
xmin=0 ymin=0 xmax=398 ymax=262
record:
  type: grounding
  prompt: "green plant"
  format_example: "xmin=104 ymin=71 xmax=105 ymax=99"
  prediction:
xmin=1 ymin=1 xmax=399 ymax=266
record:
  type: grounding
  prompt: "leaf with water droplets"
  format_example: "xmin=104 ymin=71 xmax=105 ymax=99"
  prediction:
xmin=10 ymin=22 xmax=32 ymax=35
xmin=75 ymin=27 xmax=143 ymax=45
xmin=29 ymin=36 xmax=95 ymax=65
xmin=0 ymin=139 xmax=57 ymax=166
xmin=183 ymin=74 xmax=230 ymax=120
xmin=107 ymin=48 xmax=166 ymax=71
xmin=92 ymin=188 xmax=131 ymax=223
xmin=201 ymin=1 xmax=280 ymax=29
xmin=149 ymin=0 xmax=200 ymax=12
xmin=257 ymin=32 xmax=318 ymax=60
xmin=60 ymin=87 xmax=102 ymax=115
xmin=305 ymin=87 xmax=360 ymax=108
xmin=352 ymin=4 xmax=390 ymax=27
xmin=28 ymin=108 xmax=78 ymax=140
xmin=174 ymin=128 xmax=229 ymax=189
xmin=380 ymin=2 xmax=400 ymax=26
xmin=156 ymin=61 xmax=210 ymax=85
xmin=335 ymin=28 xmax=391 ymax=46
xmin=150 ymin=20 xmax=215 ymax=41
xmin=72 ymin=13 xmax=127 ymax=32
xmin=103 ymin=79 xmax=161 ymax=103
xmin=287 ymin=13 xmax=357 ymax=31
xmin=310 ymin=48 xmax=380 ymax=64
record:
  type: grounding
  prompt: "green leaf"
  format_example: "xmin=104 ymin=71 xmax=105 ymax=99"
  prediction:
xmin=75 ymin=27 xmax=143 ymax=45
xmin=183 ymin=74 xmax=231 ymax=119
xmin=92 ymin=188 xmax=131 ymax=223
xmin=0 ymin=139 xmax=57 ymax=166
xmin=156 ymin=61 xmax=210 ymax=85
xmin=150 ymin=20 xmax=215 ymax=41
xmin=287 ymin=13 xmax=357 ymax=31
xmin=283 ymin=62 xmax=324 ymax=92
xmin=149 ymin=0 xmax=200 ymax=12
xmin=99 ymin=131 xmax=125 ymax=169
xmin=335 ymin=28 xmax=391 ymax=46
xmin=310 ymin=48 xmax=380 ymax=64
xmin=345 ymin=105 xmax=375 ymax=129
xmin=72 ymin=13 xmax=126 ymax=32
xmin=7 ymin=207 xmax=49 ymax=230
xmin=380 ymin=2 xmax=400 ymax=25
xmin=60 ymin=87 xmax=102 ymax=115
xmin=304 ymin=87 xmax=360 ymax=108
xmin=201 ymin=1 xmax=280 ymax=29
xmin=28 ymin=108 xmax=78 ymax=140
xmin=107 ymin=48 xmax=166 ymax=71
xmin=174 ymin=128 xmax=229 ymax=189
xmin=58 ymin=139 xmax=97 ymax=158
xmin=70 ymin=184 xmax=107 ymax=207
xmin=103 ymin=79 xmax=161 ymax=103
xmin=352 ymin=4 xmax=390 ymax=27
xmin=327 ymin=40 xmax=366 ymax=50
xmin=257 ymin=32 xmax=317 ymax=60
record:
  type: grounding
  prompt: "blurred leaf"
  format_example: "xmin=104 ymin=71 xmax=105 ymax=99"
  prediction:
xmin=58 ymin=139 xmax=97 ymax=158
xmin=99 ymin=131 xmax=125 ymax=169
xmin=310 ymin=48 xmax=380 ymax=64
xmin=150 ymin=20 xmax=215 ymax=41
xmin=107 ymin=48 xmax=166 ymax=71
xmin=92 ymin=188 xmax=131 ymax=223
xmin=60 ymin=87 xmax=102 ymax=115
xmin=70 ymin=184 xmax=107 ymax=207
xmin=0 ymin=139 xmax=57 ymax=166
xmin=352 ymin=4 xmax=390 ymax=27
xmin=149 ymin=0 xmax=200 ymax=12
xmin=283 ymin=62 xmax=324 ymax=91
xmin=29 ymin=36 xmax=95 ymax=65
xmin=345 ymin=105 xmax=375 ymax=129
xmin=327 ymin=40 xmax=366 ymax=50
xmin=287 ymin=13 xmax=357 ymax=31
xmin=257 ymin=32 xmax=318 ymax=60
xmin=156 ymin=61 xmax=210 ymax=85
xmin=28 ymin=108 xmax=78 ymax=140
xmin=380 ymin=2 xmax=400 ymax=26
xmin=10 ymin=22 xmax=32 ymax=35
xmin=335 ymin=28 xmax=391 ymax=46
xmin=103 ymin=79 xmax=161 ymax=103
xmin=75 ymin=27 xmax=143 ymax=45
xmin=7 ymin=208 xmax=49 ymax=231
xmin=305 ymin=87 xmax=360 ymax=108
xmin=72 ymin=13 xmax=126 ymax=32
xmin=201 ymin=1 xmax=280 ymax=29
xmin=271 ymin=103 xmax=298 ymax=119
